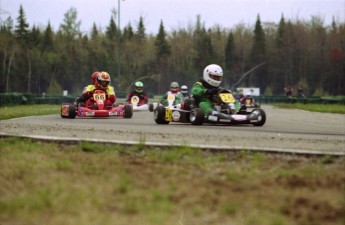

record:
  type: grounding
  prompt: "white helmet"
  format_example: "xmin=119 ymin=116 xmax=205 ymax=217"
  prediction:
xmin=181 ymin=85 xmax=188 ymax=94
xmin=203 ymin=64 xmax=223 ymax=87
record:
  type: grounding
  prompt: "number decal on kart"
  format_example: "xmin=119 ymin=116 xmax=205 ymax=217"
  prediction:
xmin=93 ymin=91 xmax=106 ymax=101
xmin=165 ymin=108 xmax=172 ymax=121
xmin=219 ymin=93 xmax=235 ymax=103
xmin=167 ymin=95 xmax=175 ymax=101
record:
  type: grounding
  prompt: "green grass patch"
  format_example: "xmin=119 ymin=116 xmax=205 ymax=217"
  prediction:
xmin=0 ymin=137 xmax=344 ymax=225
xmin=0 ymin=104 xmax=60 ymax=120
xmin=273 ymin=103 xmax=345 ymax=114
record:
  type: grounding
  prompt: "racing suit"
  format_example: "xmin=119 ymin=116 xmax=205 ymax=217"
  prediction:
xmin=191 ymin=79 xmax=219 ymax=116
xmin=126 ymin=91 xmax=149 ymax=106
xmin=192 ymin=79 xmax=241 ymax=116
xmin=160 ymin=91 xmax=183 ymax=106
xmin=78 ymin=85 xmax=116 ymax=108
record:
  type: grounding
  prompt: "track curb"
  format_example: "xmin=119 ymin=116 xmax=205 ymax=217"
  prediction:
xmin=1 ymin=133 xmax=344 ymax=156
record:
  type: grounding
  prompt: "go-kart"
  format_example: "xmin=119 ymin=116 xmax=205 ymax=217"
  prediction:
xmin=153 ymin=89 xmax=266 ymax=126
xmin=61 ymin=89 xmax=133 ymax=119
xmin=149 ymin=93 xmax=179 ymax=112
xmin=130 ymin=95 xmax=149 ymax=111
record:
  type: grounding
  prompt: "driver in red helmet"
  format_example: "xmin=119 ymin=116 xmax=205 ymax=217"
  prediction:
xmin=76 ymin=71 xmax=116 ymax=108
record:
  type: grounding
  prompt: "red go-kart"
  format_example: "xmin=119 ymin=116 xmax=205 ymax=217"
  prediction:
xmin=61 ymin=90 xmax=133 ymax=119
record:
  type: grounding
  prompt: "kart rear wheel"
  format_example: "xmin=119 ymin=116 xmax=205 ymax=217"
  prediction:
xmin=124 ymin=104 xmax=133 ymax=118
xmin=154 ymin=106 xmax=169 ymax=124
xmin=190 ymin=108 xmax=204 ymax=125
xmin=149 ymin=103 xmax=154 ymax=112
xmin=252 ymin=108 xmax=266 ymax=126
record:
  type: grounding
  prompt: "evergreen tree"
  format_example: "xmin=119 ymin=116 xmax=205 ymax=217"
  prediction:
xmin=91 ymin=23 xmax=99 ymax=40
xmin=106 ymin=17 xmax=117 ymax=41
xmin=155 ymin=21 xmax=171 ymax=93
xmin=123 ymin=23 xmax=134 ymax=40
xmin=249 ymin=15 xmax=267 ymax=89
xmin=136 ymin=16 xmax=146 ymax=42
xmin=41 ymin=22 xmax=54 ymax=52
xmin=14 ymin=5 xmax=29 ymax=45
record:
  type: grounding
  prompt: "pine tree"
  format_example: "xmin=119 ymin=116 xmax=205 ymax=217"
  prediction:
xmin=155 ymin=21 xmax=171 ymax=93
xmin=14 ymin=5 xmax=29 ymax=45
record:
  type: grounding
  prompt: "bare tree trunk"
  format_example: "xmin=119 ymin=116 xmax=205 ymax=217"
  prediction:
xmin=2 ymin=50 xmax=7 ymax=78
xmin=27 ymin=50 xmax=32 ymax=93
xmin=6 ymin=50 xmax=15 ymax=93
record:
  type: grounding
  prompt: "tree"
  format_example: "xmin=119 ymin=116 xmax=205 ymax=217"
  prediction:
xmin=249 ymin=15 xmax=267 ymax=89
xmin=155 ymin=21 xmax=171 ymax=93
xmin=135 ymin=16 xmax=146 ymax=42
xmin=14 ymin=5 xmax=29 ymax=45
xmin=59 ymin=7 xmax=81 ymax=40
xmin=193 ymin=16 xmax=214 ymax=74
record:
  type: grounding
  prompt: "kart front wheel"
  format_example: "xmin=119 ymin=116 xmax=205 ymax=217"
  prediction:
xmin=190 ymin=108 xmax=204 ymax=125
xmin=252 ymin=108 xmax=266 ymax=126
xmin=61 ymin=103 xmax=76 ymax=119
xmin=124 ymin=104 xmax=133 ymax=118
xmin=154 ymin=106 xmax=169 ymax=124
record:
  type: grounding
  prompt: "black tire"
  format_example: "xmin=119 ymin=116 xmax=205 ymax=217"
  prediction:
xmin=124 ymin=104 xmax=133 ymax=118
xmin=61 ymin=103 xmax=76 ymax=119
xmin=154 ymin=105 xmax=169 ymax=124
xmin=190 ymin=108 xmax=204 ymax=125
xmin=149 ymin=103 xmax=154 ymax=112
xmin=252 ymin=108 xmax=266 ymax=126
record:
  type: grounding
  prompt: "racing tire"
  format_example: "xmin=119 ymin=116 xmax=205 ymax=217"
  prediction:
xmin=124 ymin=104 xmax=133 ymax=118
xmin=154 ymin=105 xmax=169 ymax=124
xmin=60 ymin=103 xmax=76 ymax=119
xmin=148 ymin=103 xmax=154 ymax=112
xmin=190 ymin=108 xmax=204 ymax=125
xmin=252 ymin=108 xmax=266 ymax=126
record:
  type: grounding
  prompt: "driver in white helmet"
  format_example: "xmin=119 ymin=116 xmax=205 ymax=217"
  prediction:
xmin=191 ymin=64 xmax=233 ymax=116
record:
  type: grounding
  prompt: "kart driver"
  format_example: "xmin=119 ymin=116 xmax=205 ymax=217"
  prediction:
xmin=160 ymin=81 xmax=183 ymax=106
xmin=126 ymin=81 xmax=149 ymax=105
xmin=76 ymin=71 xmax=116 ymax=108
xmin=191 ymin=64 xmax=236 ymax=116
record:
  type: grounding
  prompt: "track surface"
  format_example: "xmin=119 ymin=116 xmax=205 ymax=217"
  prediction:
xmin=0 ymin=105 xmax=344 ymax=155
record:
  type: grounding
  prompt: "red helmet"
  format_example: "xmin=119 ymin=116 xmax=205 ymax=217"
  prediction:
xmin=91 ymin=72 xmax=100 ymax=85
xmin=95 ymin=71 xmax=111 ymax=89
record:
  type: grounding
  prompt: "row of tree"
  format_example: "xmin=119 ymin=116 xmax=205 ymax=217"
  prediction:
xmin=0 ymin=5 xmax=344 ymax=96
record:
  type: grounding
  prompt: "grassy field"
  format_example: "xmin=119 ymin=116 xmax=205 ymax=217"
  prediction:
xmin=0 ymin=104 xmax=60 ymax=120
xmin=0 ymin=137 xmax=344 ymax=225
xmin=272 ymin=103 xmax=345 ymax=114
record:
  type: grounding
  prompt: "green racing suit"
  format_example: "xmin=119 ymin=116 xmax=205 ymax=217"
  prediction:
xmin=191 ymin=80 xmax=240 ymax=116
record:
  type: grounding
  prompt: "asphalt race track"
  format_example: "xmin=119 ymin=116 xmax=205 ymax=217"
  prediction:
xmin=0 ymin=105 xmax=344 ymax=156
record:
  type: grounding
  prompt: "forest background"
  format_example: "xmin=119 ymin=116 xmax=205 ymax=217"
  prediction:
xmin=0 ymin=5 xmax=344 ymax=97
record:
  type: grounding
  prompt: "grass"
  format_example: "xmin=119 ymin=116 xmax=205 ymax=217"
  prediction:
xmin=0 ymin=137 xmax=344 ymax=225
xmin=272 ymin=103 xmax=345 ymax=114
xmin=0 ymin=104 xmax=60 ymax=120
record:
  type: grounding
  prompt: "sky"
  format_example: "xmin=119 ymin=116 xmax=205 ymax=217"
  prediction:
xmin=1 ymin=0 xmax=344 ymax=35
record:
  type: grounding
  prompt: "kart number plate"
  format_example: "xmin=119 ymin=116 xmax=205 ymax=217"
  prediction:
xmin=219 ymin=93 xmax=235 ymax=103
xmin=93 ymin=92 xmax=106 ymax=101
xmin=165 ymin=108 xmax=172 ymax=121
